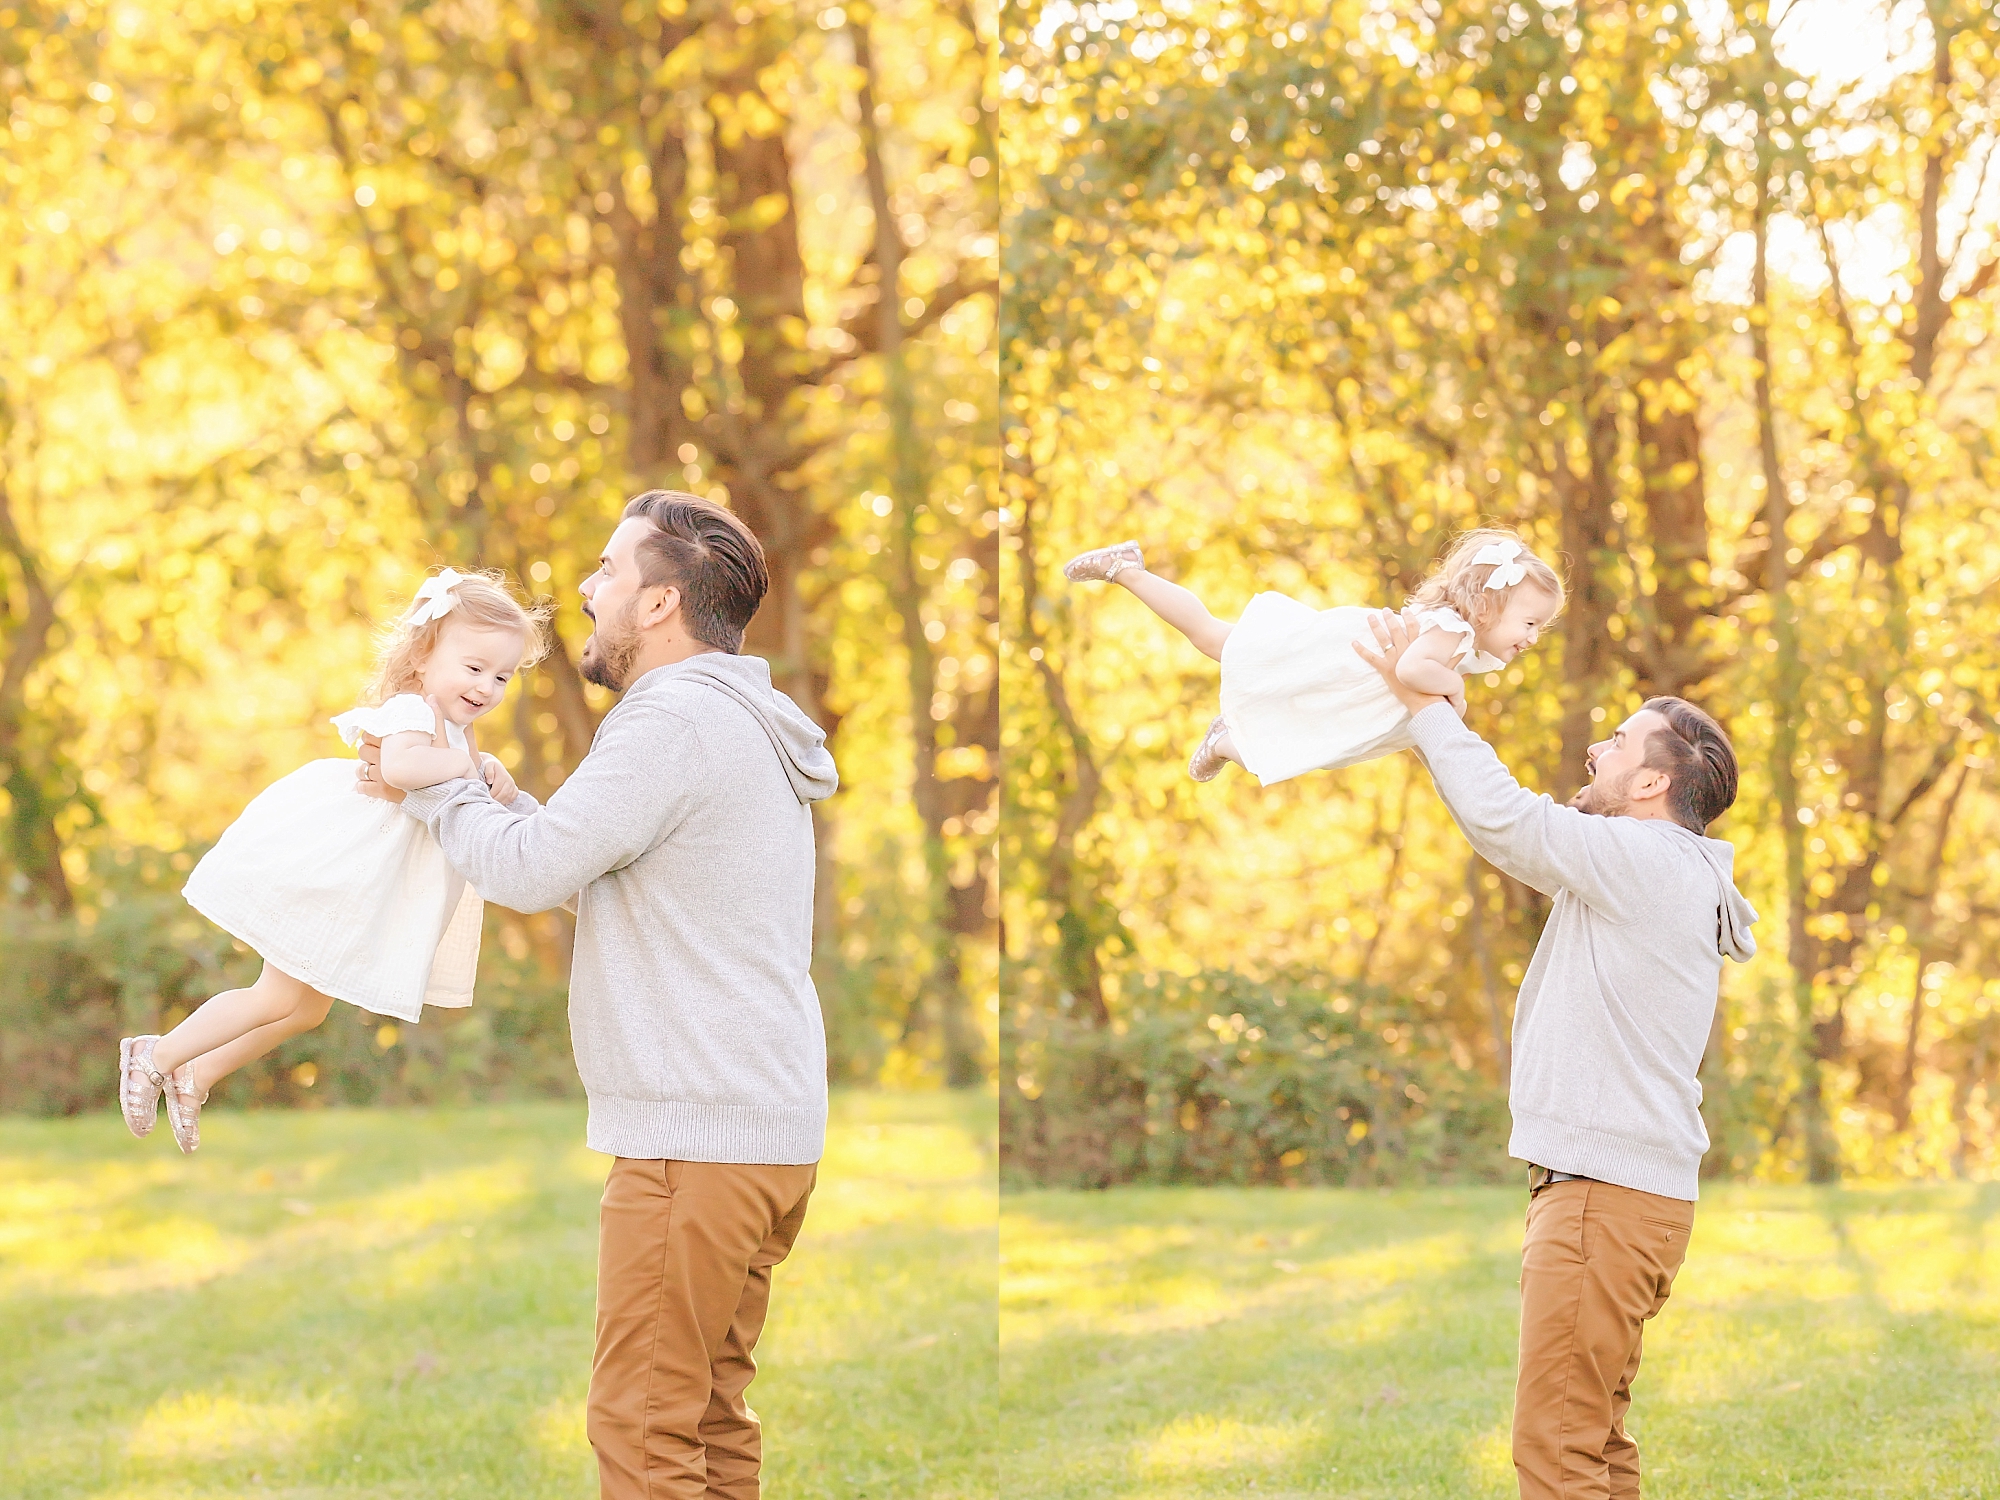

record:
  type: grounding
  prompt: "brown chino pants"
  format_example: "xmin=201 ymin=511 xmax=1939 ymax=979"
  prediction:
xmin=1513 ymin=1178 xmax=1694 ymax=1500
xmin=588 ymin=1157 xmax=818 ymax=1500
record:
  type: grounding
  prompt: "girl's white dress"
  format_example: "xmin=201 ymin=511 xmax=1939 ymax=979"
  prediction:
xmin=1219 ymin=597 xmax=1506 ymax=786
xmin=180 ymin=694 xmax=484 ymax=1023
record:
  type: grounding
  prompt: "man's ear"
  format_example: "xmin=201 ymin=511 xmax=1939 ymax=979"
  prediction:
xmin=1629 ymin=767 xmax=1673 ymax=806
xmin=636 ymin=582 xmax=683 ymax=630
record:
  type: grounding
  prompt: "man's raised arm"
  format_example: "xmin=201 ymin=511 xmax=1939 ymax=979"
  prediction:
xmin=1354 ymin=611 xmax=1647 ymax=921
xmin=399 ymin=705 xmax=699 ymax=913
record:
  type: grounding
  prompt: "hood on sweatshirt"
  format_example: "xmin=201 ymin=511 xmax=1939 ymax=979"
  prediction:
xmin=643 ymin=654 xmax=839 ymax=804
xmin=1685 ymin=826 xmax=1758 ymax=962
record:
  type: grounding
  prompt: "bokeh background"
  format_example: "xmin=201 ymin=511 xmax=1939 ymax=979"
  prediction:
xmin=0 ymin=0 xmax=998 ymax=1109
xmin=1001 ymin=0 xmax=2000 ymax=1187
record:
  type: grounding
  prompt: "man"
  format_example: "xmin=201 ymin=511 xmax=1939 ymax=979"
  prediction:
xmin=1355 ymin=610 xmax=1757 ymax=1500
xmin=361 ymin=491 xmax=837 ymax=1499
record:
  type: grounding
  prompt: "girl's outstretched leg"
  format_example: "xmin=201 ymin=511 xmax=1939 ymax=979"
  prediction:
xmin=184 ymin=987 xmax=336 ymax=1096
xmin=1121 ymin=571 xmax=1235 ymax=661
xmin=1062 ymin=542 xmax=1234 ymax=661
xmin=149 ymin=961 xmax=324 ymax=1077
xmin=137 ymin=963 xmax=331 ymax=1153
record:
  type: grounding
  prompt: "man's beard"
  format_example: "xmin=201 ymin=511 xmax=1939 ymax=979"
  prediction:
xmin=579 ymin=599 xmax=642 ymax=690
xmin=1570 ymin=766 xmax=1636 ymax=817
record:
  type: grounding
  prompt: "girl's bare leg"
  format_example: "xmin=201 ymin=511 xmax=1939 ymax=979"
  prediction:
xmin=1115 ymin=570 xmax=1234 ymax=661
xmin=150 ymin=962 xmax=329 ymax=1078
xmin=184 ymin=989 xmax=336 ymax=1095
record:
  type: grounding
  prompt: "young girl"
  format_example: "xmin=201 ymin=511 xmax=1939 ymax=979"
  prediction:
xmin=1062 ymin=527 xmax=1563 ymax=786
xmin=118 ymin=567 xmax=551 ymax=1152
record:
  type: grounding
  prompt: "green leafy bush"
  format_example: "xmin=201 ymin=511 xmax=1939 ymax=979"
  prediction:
xmin=0 ymin=849 xmax=579 ymax=1116
xmin=1 ymin=841 xmax=915 ymax=1116
xmin=1002 ymin=969 xmax=1513 ymax=1189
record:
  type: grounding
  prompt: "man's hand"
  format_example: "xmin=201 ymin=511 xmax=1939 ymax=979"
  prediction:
xmin=1353 ymin=609 xmax=1463 ymax=719
xmin=354 ymin=734 xmax=405 ymax=803
xmin=448 ymin=701 xmax=521 ymax=804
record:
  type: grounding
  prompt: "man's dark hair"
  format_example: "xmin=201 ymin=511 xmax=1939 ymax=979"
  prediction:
xmin=621 ymin=490 xmax=768 ymax=654
xmin=1638 ymin=696 xmax=1738 ymax=832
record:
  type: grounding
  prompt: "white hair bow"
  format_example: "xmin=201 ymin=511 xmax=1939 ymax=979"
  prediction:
xmin=408 ymin=568 xmax=469 ymax=625
xmin=1472 ymin=540 xmax=1528 ymax=590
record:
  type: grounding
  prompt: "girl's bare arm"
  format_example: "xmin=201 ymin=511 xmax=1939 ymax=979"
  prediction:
xmin=1394 ymin=627 xmax=1466 ymax=697
xmin=377 ymin=729 xmax=477 ymax=791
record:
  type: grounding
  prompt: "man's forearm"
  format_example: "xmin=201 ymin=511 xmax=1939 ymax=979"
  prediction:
xmin=400 ymin=706 xmax=686 ymax=913
xmin=401 ymin=781 xmax=593 ymax=912
xmin=1407 ymin=704 xmax=1647 ymax=915
xmin=1406 ymin=704 xmax=1562 ymax=896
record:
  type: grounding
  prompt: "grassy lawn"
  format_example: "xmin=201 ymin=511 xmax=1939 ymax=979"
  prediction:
xmin=1002 ymin=1183 xmax=2000 ymax=1499
xmin=2 ymin=1092 xmax=996 ymax=1500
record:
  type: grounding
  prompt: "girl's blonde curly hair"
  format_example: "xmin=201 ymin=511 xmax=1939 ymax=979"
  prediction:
xmin=1404 ymin=527 xmax=1565 ymax=629
xmin=365 ymin=567 xmax=554 ymax=705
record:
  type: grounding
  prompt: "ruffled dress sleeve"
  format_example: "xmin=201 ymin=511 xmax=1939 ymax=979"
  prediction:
xmin=331 ymin=693 xmax=445 ymax=749
xmin=1414 ymin=608 xmax=1508 ymax=676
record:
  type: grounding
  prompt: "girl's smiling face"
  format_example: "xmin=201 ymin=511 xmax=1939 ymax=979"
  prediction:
xmin=1474 ymin=584 xmax=1559 ymax=663
xmin=418 ymin=618 xmax=527 ymax=724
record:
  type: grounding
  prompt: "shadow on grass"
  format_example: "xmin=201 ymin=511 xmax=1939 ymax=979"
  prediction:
xmin=3 ymin=1094 xmax=997 ymax=1500
xmin=1005 ymin=1186 xmax=1522 ymax=1499
xmin=2 ymin=1111 xmax=598 ymax=1498
xmin=1002 ymin=1184 xmax=2000 ymax=1500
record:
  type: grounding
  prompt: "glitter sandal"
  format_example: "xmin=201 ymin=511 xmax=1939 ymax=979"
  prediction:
xmin=1189 ymin=715 xmax=1232 ymax=782
xmin=1062 ymin=541 xmax=1145 ymax=583
xmin=119 ymin=1036 xmax=163 ymax=1138
xmin=138 ymin=1046 xmax=209 ymax=1154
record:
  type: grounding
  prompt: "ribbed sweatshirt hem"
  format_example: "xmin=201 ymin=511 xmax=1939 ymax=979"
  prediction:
xmin=585 ymin=1093 xmax=826 ymax=1166
xmin=1509 ymin=1111 xmax=1701 ymax=1201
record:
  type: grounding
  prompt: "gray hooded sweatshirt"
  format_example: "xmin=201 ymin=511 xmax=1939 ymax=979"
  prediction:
xmin=1408 ymin=704 xmax=1757 ymax=1200
xmin=402 ymin=653 xmax=838 ymax=1165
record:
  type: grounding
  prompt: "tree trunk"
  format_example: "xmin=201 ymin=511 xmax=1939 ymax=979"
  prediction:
xmin=1632 ymin=362 xmax=1714 ymax=701
xmin=1621 ymin=170 xmax=1718 ymax=706
xmin=0 ymin=481 xmax=71 ymax=913
xmin=1750 ymin=130 xmax=1833 ymax=1179
xmin=853 ymin=8 xmax=981 ymax=1085
xmin=1010 ymin=449 xmax=1111 ymax=1025
xmin=1792 ymin=16 xmax=1966 ymax=1169
xmin=1904 ymin=4 xmax=1956 ymax=386
xmin=1892 ymin=761 xmax=1971 ymax=1130
xmin=706 ymin=22 xmax=836 ymax=723
xmin=1554 ymin=390 xmax=1622 ymax=795
xmin=603 ymin=111 xmax=696 ymax=476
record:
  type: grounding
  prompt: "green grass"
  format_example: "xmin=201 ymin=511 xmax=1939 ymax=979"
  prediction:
xmin=1002 ymin=1184 xmax=2000 ymax=1499
xmin=2 ymin=1092 xmax=996 ymax=1499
